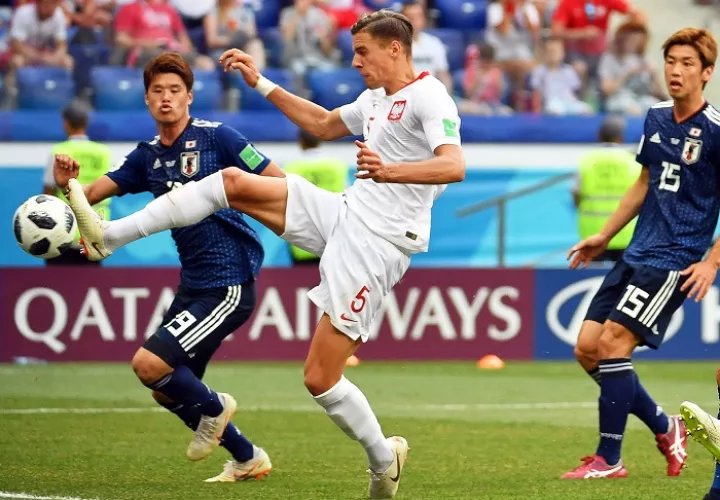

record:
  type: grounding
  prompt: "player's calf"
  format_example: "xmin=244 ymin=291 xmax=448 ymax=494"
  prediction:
xmin=308 ymin=317 xmax=395 ymax=477
xmin=134 ymin=347 xmax=225 ymax=419
xmin=591 ymin=323 xmax=639 ymax=468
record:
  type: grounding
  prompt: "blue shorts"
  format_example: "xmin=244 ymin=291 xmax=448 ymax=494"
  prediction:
xmin=584 ymin=260 xmax=688 ymax=349
xmin=143 ymin=281 xmax=256 ymax=379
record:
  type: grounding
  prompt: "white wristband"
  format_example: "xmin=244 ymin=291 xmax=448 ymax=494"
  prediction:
xmin=255 ymin=75 xmax=278 ymax=98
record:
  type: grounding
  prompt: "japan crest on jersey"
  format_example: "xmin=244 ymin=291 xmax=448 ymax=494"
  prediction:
xmin=388 ymin=100 xmax=406 ymax=121
xmin=682 ymin=138 xmax=702 ymax=165
xmin=180 ymin=151 xmax=200 ymax=177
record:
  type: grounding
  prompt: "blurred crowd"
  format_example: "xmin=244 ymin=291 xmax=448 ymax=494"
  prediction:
xmin=0 ymin=0 xmax=668 ymax=115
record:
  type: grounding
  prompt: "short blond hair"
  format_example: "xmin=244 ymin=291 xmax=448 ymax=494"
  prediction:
xmin=663 ymin=28 xmax=718 ymax=69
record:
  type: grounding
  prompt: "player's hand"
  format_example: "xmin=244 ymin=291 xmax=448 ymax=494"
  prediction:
xmin=354 ymin=141 xmax=391 ymax=182
xmin=567 ymin=233 xmax=609 ymax=269
xmin=218 ymin=48 xmax=260 ymax=87
xmin=53 ymin=154 xmax=80 ymax=189
xmin=680 ymin=260 xmax=718 ymax=302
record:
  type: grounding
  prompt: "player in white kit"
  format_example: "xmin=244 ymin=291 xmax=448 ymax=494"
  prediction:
xmin=64 ymin=10 xmax=465 ymax=499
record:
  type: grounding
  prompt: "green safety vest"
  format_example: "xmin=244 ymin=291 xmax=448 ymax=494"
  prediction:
xmin=578 ymin=147 xmax=642 ymax=250
xmin=52 ymin=138 xmax=112 ymax=241
xmin=285 ymin=156 xmax=348 ymax=261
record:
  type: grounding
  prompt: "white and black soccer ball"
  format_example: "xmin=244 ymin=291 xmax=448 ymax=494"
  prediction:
xmin=13 ymin=195 xmax=77 ymax=259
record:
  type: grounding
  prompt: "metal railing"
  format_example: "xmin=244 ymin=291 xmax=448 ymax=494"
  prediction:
xmin=455 ymin=172 xmax=576 ymax=268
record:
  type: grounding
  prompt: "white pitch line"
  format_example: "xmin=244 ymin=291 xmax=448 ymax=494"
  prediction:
xmin=0 ymin=491 xmax=103 ymax=500
xmin=1 ymin=400 xmax=713 ymax=416
xmin=0 ymin=401 xmax=602 ymax=415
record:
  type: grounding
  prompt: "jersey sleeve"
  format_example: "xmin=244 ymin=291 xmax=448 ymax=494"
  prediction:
xmin=216 ymin=125 xmax=271 ymax=174
xmin=105 ymin=147 xmax=149 ymax=195
xmin=635 ymin=110 xmax=652 ymax=166
xmin=417 ymin=86 xmax=462 ymax=152
xmin=339 ymin=90 xmax=371 ymax=136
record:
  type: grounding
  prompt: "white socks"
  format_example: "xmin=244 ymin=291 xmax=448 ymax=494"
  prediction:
xmin=104 ymin=171 xmax=229 ymax=252
xmin=314 ymin=376 xmax=394 ymax=473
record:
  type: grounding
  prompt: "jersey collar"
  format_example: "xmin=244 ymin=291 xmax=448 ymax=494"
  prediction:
xmin=673 ymin=100 xmax=708 ymax=124
xmin=158 ymin=116 xmax=195 ymax=149
xmin=389 ymin=71 xmax=430 ymax=96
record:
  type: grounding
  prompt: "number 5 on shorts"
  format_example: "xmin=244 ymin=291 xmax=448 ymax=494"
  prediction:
xmin=351 ymin=286 xmax=371 ymax=313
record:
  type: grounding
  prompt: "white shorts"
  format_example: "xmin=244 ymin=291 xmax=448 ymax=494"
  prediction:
xmin=281 ymin=174 xmax=411 ymax=342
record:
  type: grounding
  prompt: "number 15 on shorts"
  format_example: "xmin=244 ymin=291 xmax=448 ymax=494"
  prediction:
xmin=616 ymin=284 xmax=663 ymax=332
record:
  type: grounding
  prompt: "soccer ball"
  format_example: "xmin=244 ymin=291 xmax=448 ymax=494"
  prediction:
xmin=13 ymin=194 xmax=77 ymax=259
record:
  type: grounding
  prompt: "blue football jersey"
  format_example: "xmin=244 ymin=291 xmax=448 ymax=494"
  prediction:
xmin=625 ymin=101 xmax=720 ymax=270
xmin=106 ymin=117 xmax=271 ymax=289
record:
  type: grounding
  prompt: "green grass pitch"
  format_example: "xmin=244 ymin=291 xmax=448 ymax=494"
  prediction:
xmin=0 ymin=361 xmax=718 ymax=499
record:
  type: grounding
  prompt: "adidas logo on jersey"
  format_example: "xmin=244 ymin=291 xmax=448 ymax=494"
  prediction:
xmin=153 ymin=159 xmax=162 ymax=169
xmin=650 ymin=132 xmax=662 ymax=144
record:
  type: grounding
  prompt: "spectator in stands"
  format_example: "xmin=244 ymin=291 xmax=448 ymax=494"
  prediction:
xmin=401 ymin=1 xmax=453 ymax=93
xmin=284 ymin=130 xmax=348 ymax=266
xmin=205 ymin=0 xmax=266 ymax=70
xmin=6 ymin=0 xmax=73 ymax=105
xmin=573 ymin=115 xmax=640 ymax=263
xmin=61 ymin=0 xmax=112 ymax=40
xmin=530 ymin=36 xmax=591 ymax=115
xmin=533 ymin=0 xmax=557 ymax=28
xmin=317 ymin=0 xmax=367 ymax=30
xmin=485 ymin=0 xmax=541 ymax=110
xmin=110 ymin=0 xmax=214 ymax=70
xmin=170 ymin=0 xmax=215 ymax=31
xmin=460 ymin=42 xmax=513 ymax=115
xmin=43 ymin=100 xmax=111 ymax=266
xmin=598 ymin=22 xmax=664 ymax=115
xmin=551 ymin=0 xmax=645 ymax=83
xmin=280 ymin=0 xmax=338 ymax=78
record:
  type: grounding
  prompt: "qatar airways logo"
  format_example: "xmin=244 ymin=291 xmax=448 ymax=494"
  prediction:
xmin=11 ymin=283 xmax=526 ymax=355
xmin=545 ymin=277 xmax=684 ymax=351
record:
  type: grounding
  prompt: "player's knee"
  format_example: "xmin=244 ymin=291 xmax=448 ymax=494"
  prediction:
xmin=597 ymin=322 xmax=637 ymax=359
xmin=304 ymin=362 xmax=337 ymax=397
xmin=221 ymin=166 xmax=245 ymax=192
xmin=131 ymin=348 xmax=172 ymax=385
xmin=573 ymin=343 xmax=597 ymax=366
xmin=715 ymin=366 xmax=720 ymax=386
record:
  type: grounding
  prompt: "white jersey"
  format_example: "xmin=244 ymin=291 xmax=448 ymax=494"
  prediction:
xmin=339 ymin=72 xmax=461 ymax=253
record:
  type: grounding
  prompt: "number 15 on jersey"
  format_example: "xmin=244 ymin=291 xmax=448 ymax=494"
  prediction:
xmin=660 ymin=161 xmax=680 ymax=193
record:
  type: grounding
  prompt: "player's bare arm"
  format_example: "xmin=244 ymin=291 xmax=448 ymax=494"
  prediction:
xmin=219 ymin=49 xmax=352 ymax=141
xmin=355 ymin=142 xmax=465 ymax=184
xmin=53 ymin=153 xmax=120 ymax=206
xmin=680 ymin=238 xmax=720 ymax=302
xmin=568 ymin=166 xmax=648 ymax=268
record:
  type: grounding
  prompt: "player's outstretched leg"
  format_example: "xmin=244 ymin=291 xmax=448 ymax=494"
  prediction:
xmin=66 ymin=171 xmax=230 ymax=260
xmin=153 ymin=392 xmax=272 ymax=481
xmin=306 ymin=315 xmax=408 ymax=499
xmin=66 ymin=169 xmax=288 ymax=261
xmin=575 ymin=320 xmax=687 ymax=476
xmin=132 ymin=349 xmax=236 ymax=462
